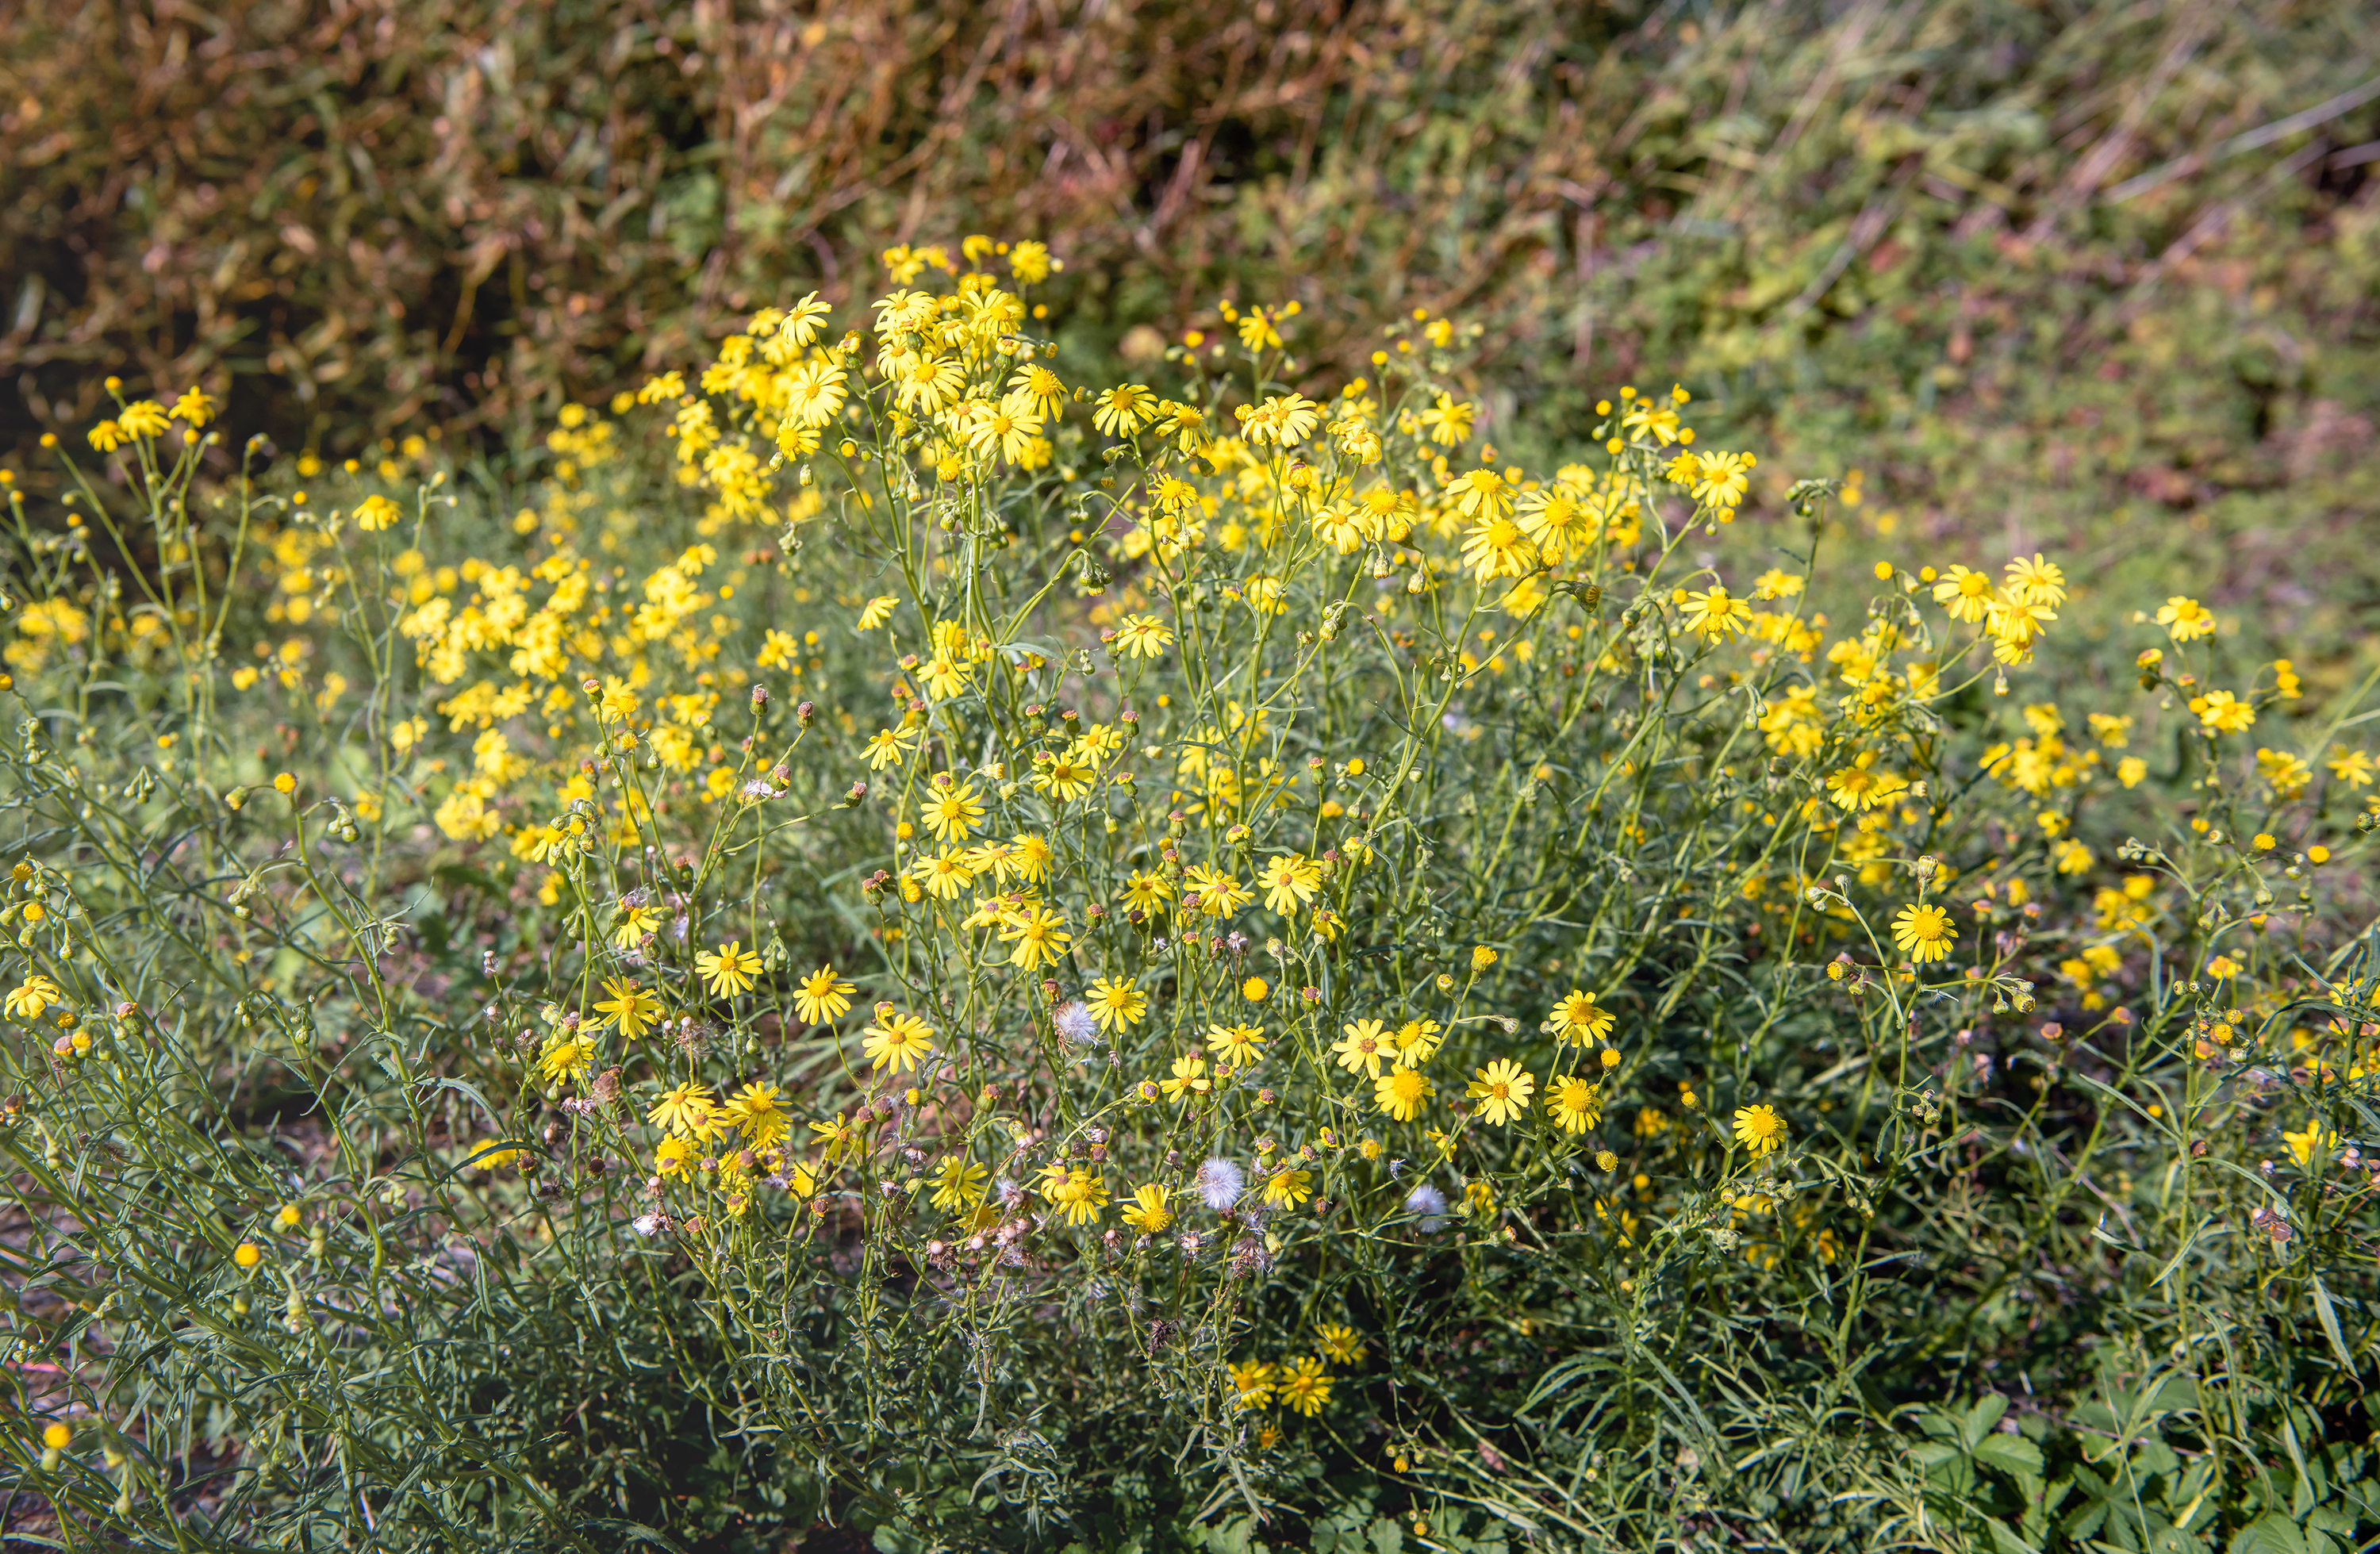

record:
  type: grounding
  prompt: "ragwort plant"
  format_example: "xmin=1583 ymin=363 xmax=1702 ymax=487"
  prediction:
xmin=4 ymin=243 xmax=2378 ymax=1552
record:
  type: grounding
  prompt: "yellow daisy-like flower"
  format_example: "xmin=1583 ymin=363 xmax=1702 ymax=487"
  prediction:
xmin=1733 ymin=1103 xmax=1787 ymax=1157
xmin=1333 ymin=1019 xmax=1392 ymax=1078
xmin=647 ymin=1081 xmax=716 ymax=1137
xmin=1547 ymin=990 xmax=1614 ymax=1045
xmin=1085 ymin=977 xmax=1146 ymax=1031
xmin=1467 ymin=1059 xmax=1535 ymax=1126
xmin=1545 ymin=1076 xmax=1602 ymax=1134
xmin=794 ymin=965 xmax=855 ymax=1024
xmin=1119 ymin=1184 xmax=1173 ymax=1234
xmin=696 ymin=940 xmax=762 ymax=997
xmin=1375 ymin=1065 xmax=1434 ymax=1122
xmin=1315 ymin=1323 xmax=1366 ymax=1367
xmin=1679 ymin=584 xmax=1754 ymax=642
xmin=723 ymin=1082 xmax=788 ymax=1149
xmin=862 ymin=1006 xmax=936 ymax=1073
xmin=5 ymin=975 xmax=63 ymax=1021
xmin=2155 ymin=595 xmax=2215 ymax=641
xmin=1891 ymin=903 xmax=1957 ymax=964
xmin=1229 ymin=1360 xmax=1277 ymax=1410
xmin=1206 ymin=1022 xmax=1265 ymax=1067
xmin=1262 ymin=1168 xmax=1313 ymax=1209
xmin=1111 ymin=614 xmax=1173 ymax=659
xmin=920 ymin=780 xmax=986 ymax=840
xmin=1159 ymin=1052 xmax=1211 ymax=1102
xmin=1826 ymin=752 xmax=1907 ymax=812
xmin=999 ymin=903 xmax=1072 ymax=971
xmin=1038 ymin=1165 xmax=1110 ymax=1226
xmin=593 ymin=977 xmax=660 ymax=1038
xmin=1276 ymin=1356 xmax=1333 ymax=1417
xmin=928 ymin=1157 xmax=989 ymax=1211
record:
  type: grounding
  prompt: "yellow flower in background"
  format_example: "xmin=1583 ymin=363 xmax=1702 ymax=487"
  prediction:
xmin=593 ymin=978 xmax=660 ymax=1038
xmin=1119 ymin=1184 xmax=1173 ymax=1233
xmin=928 ymin=1157 xmax=988 ymax=1211
xmin=856 ymin=596 xmax=900 ymax=631
xmin=1893 ymin=904 xmax=1957 ymax=964
xmin=1375 ymin=1065 xmax=1434 ymax=1122
xmin=647 ymin=1081 xmax=716 ymax=1137
xmin=1086 ymin=977 xmax=1146 ymax=1030
xmin=794 ymin=966 xmax=855 ymax=1024
xmin=1467 ymin=1060 xmax=1534 ymax=1126
xmin=697 ymin=941 xmax=762 ymax=996
xmin=862 ymin=1007 xmax=935 ymax=1073
xmin=2282 ymin=1118 xmax=2336 ymax=1168
xmin=2325 ymin=749 xmax=2372 ymax=788
xmin=1548 ymin=990 xmax=1614 ymax=1045
xmin=1276 ymin=1356 xmax=1332 ymax=1416
xmin=1733 ymin=1104 xmax=1787 ymax=1157
xmin=2155 ymin=596 xmax=2215 ymax=640
xmin=1263 ymin=1168 xmax=1313 ymax=1208
xmin=6 ymin=976 xmax=63 ymax=1020
xmin=1546 ymin=1076 xmax=1602 ymax=1134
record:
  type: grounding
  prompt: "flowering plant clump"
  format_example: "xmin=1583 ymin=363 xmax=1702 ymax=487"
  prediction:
xmin=3 ymin=247 xmax=2377 ymax=1550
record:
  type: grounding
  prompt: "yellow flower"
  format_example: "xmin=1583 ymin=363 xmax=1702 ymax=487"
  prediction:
xmin=537 ymin=1035 xmax=594 ymax=1086
xmin=1206 ymin=1022 xmax=1265 ymax=1066
xmin=1545 ymin=1076 xmax=1602 ymax=1134
xmin=857 ymin=596 xmax=900 ymax=631
xmin=1086 ymin=977 xmax=1146 ymax=1030
xmin=647 ymin=1081 xmax=716 ymax=1137
xmin=1826 ymin=752 xmax=1907 ymax=812
xmin=2190 ymin=689 xmax=2255 ymax=734
xmin=1159 ymin=1053 xmax=1211 ymax=1101
xmin=1120 ymin=1184 xmax=1173 ymax=1233
xmin=999 ymin=903 xmax=1072 ymax=971
xmin=724 ymin=1082 xmax=789 ymax=1149
xmin=2324 ymin=748 xmax=2374 ymax=788
xmin=862 ymin=1007 xmax=935 ymax=1072
xmin=1315 ymin=1323 xmax=1365 ymax=1366
xmin=1038 ymin=1165 xmax=1109 ymax=1226
xmin=1375 ymin=1065 xmax=1434 ymax=1122
xmin=88 ymin=420 xmax=128 ymax=451
xmin=232 ymin=1242 xmax=263 ymax=1268
xmin=593 ymin=978 xmax=661 ymax=1038
xmin=1263 ymin=1168 xmax=1312 ymax=1209
xmin=118 ymin=400 xmax=171 ymax=438
xmin=1276 ymin=1356 xmax=1333 ymax=1416
xmin=928 ymin=1157 xmax=988 ymax=1211
xmin=6 ymin=975 xmax=63 ymax=1021
xmin=1733 ymin=1103 xmax=1787 ymax=1157
xmin=794 ymin=965 xmax=855 ymax=1024
xmin=1548 ymin=990 xmax=1614 ymax=1045
xmin=1892 ymin=904 xmax=1957 ymax=964
xmin=610 ymin=904 xmax=661 ymax=949
xmin=1334 ymin=1019 xmax=1392 ymax=1078
xmin=2155 ymin=595 xmax=2215 ymax=641
xmin=1258 ymin=853 xmax=1322 ymax=915
xmin=696 ymin=940 xmax=762 ymax=996
xmin=920 ymin=780 xmax=986 ymax=840
xmin=2282 ymin=1118 xmax=2336 ymax=1169
xmin=1093 ymin=384 xmax=1155 ymax=436
xmin=1230 ymin=1360 xmax=1278 ymax=1410
xmin=171 ymin=386 xmax=215 ymax=428
xmin=1111 ymin=614 xmax=1173 ymax=659
xmin=1679 ymin=585 xmax=1754 ymax=642
xmin=1467 ymin=1059 xmax=1535 ymax=1126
